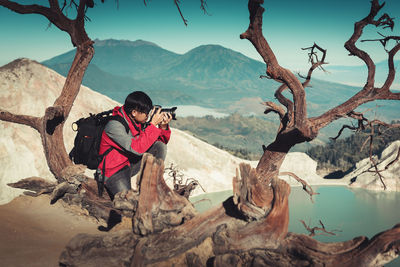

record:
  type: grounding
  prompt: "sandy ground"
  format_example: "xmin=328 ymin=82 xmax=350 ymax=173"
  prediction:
xmin=0 ymin=194 xmax=108 ymax=267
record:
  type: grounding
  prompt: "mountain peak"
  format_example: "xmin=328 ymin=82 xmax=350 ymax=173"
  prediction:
xmin=93 ymin=39 xmax=160 ymax=48
xmin=187 ymin=44 xmax=229 ymax=53
xmin=184 ymin=44 xmax=254 ymax=63
xmin=0 ymin=58 xmax=39 ymax=71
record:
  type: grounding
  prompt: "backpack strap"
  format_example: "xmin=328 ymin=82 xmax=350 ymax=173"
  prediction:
xmin=95 ymin=114 xmax=130 ymax=197
xmin=118 ymin=106 xmax=141 ymax=134
xmin=109 ymin=115 xmax=130 ymax=134
xmin=95 ymin=147 xmax=113 ymax=197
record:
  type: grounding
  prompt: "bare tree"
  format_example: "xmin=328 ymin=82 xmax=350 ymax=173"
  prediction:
xmin=1 ymin=0 xmax=400 ymax=266
xmin=237 ymin=0 xmax=400 ymax=218
xmin=0 ymin=0 xmax=95 ymax=179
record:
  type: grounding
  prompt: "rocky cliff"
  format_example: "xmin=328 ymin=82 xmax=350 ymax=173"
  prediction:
xmin=344 ymin=140 xmax=400 ymax=191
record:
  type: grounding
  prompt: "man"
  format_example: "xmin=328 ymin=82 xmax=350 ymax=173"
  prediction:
xmin=98 ymin=91 xmax=172 ymax=199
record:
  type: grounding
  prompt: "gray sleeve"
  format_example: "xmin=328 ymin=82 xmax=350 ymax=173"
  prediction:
xmin=104 ymin=120 xmax=143 ymax=156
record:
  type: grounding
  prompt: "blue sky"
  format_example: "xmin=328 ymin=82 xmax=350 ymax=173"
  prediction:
xmin=1 ymin=0 xmax=399 ymax=75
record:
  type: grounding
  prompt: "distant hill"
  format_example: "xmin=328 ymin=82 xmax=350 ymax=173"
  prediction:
xmin=44 ymin=61 xmax=197 ymax=105
xmin=44 ymin=39 xmax=180 ymax=79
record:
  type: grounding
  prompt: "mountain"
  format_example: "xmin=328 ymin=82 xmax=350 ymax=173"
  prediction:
xmin=43 ymin=62 xmax=198 ymax=105
xmin=42 ymin=39 xmax=399 ymax=123
xmin=0 ymin=58 xmax=335 ymax=204
xmin=43 ymin=40 xmax=272 ymax=108
xmin=46 ymin=62 xmax=149 ymax=102
xmin=44 ymin=39 xmax=181 ymax=79
xmin=154 ymin=44 xmax=266 ymax=87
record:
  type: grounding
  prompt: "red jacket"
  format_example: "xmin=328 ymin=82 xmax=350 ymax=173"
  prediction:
xmin=98 ymin=106 xmax=171 ymax=178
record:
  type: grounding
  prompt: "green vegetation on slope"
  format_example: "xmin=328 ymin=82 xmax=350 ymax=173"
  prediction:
xmin=170 ymin=113 xmax=278 ymax=160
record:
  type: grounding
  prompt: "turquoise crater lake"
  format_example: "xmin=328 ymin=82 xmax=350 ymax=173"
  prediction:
xmin=190 ymin=186 xmax=400 ymax=266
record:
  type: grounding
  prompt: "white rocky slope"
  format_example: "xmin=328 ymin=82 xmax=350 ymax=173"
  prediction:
xmin=0 ymin=58 xmax=337 ymax=204
xmin=343 ymin=140 xmax=400 ymax=191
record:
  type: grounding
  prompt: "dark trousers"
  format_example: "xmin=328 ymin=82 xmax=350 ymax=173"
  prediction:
xmin=105 ymin=141 xmax=167 ymax=199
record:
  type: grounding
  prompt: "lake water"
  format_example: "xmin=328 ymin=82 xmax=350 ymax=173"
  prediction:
xmin=190 ymin=186 xmax=400 ymax=266
xmin=174 ymin=105 xmax=228 ymax=118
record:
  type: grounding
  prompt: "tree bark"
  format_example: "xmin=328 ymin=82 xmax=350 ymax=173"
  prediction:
xmin=59 ymin=163 xmax=400 ymax=267
xmin=132 ymin=154 xmax=197 ymax=236
xmin=41 ymin=42 xmax=94 ymax=180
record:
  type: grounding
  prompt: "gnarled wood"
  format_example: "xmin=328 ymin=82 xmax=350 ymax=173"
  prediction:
xmin=233 ymin=163 xmax=273 ymax=220
xmin=40 ymin=42 xmax=94 ymax=180
xmin=59 ymin=168 xmax=400 ymax=267
xmin=213 ymin=177 xmax=290 ymax=255
xmin=213 ymin=223 xmax=400 ymax=266
xmin=133 ymin=154 xmax=197 ymax=236
xmin=7 ymin=176 xmax=57 ymax=196
xmin=59 ymin=230 xmax=138 ymax=267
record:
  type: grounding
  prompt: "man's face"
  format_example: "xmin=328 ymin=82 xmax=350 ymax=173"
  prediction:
xmin=131 ymin=110 xmax=148 ymax=124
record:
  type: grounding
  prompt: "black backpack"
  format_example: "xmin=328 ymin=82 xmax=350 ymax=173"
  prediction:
xmin=69 ymin=109 xmax=129 ymax=196
xmin=69 ymin=109 xmax=129 ymax=169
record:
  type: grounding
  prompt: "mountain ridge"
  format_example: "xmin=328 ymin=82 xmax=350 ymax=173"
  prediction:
xmin=41 ymin=38 xmax=399 ymax=121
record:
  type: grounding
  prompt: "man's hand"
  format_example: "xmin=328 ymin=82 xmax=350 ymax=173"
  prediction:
xmin=160 ymin=112 xmax=172 ymax=130
xmin=149 ymin=107 xmax=164 ymax=126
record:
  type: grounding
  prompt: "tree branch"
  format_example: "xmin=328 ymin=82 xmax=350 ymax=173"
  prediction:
xmin=364 ymin=121 xmax=400 ymax=190
xmin=344 ymin=0 xmax=384 ymax=90
xmin=274 ymin=84 xmax=294 ymax=129
xmin=241 ymin=0 xmax=310 ymax=133
xmin=7 ymin=0 xmax=70 ymax=28
xmin=300 ymin=219 xmax=341 ymax=237
xmin=174 ymin=0 xmax=188 ymax=26
xmin=279 ymin=172 xmax=319 ymax=203
xmin=76 ymin=0 xmax=87 ymax=21
xmin=361 ymin=34 xmax=400 ymax=49
xmin=365 ymin=123 xmax=387 ymax=190
xmin=262 ymin=101 xmax=285 ymax=119
xmin=301 ymin=43 xmax=328 ymax=88
xmin=199 ymin=0 xmax=208 ymax=14
xmin=382 ymin=42 xmax=400 ymax=91
xmin=311 ymin=0 xmax=400 ymax=131
xmin=0 ymin=0 xmax=52 ymax=16
xmin=384 ymin=146 xmax=400 ymax=170
xmin=330 ymin=111 xmax=368 ymax=140
xmin=0 ymin=109 xmax=42 ymax=131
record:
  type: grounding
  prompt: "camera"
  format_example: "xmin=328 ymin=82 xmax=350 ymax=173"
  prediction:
xmin=152 ymin=105 xmax=177 ymax=120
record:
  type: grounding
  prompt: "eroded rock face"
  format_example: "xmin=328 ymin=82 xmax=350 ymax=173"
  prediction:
xmin=344 ymin=140 xmax=400 ymax=191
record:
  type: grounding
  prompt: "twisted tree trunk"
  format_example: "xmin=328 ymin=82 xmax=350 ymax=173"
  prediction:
xmin=59 ymin=155 xmax=400 ymax=267
xmin=41 ymin=42 xmax=94 ymax=179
